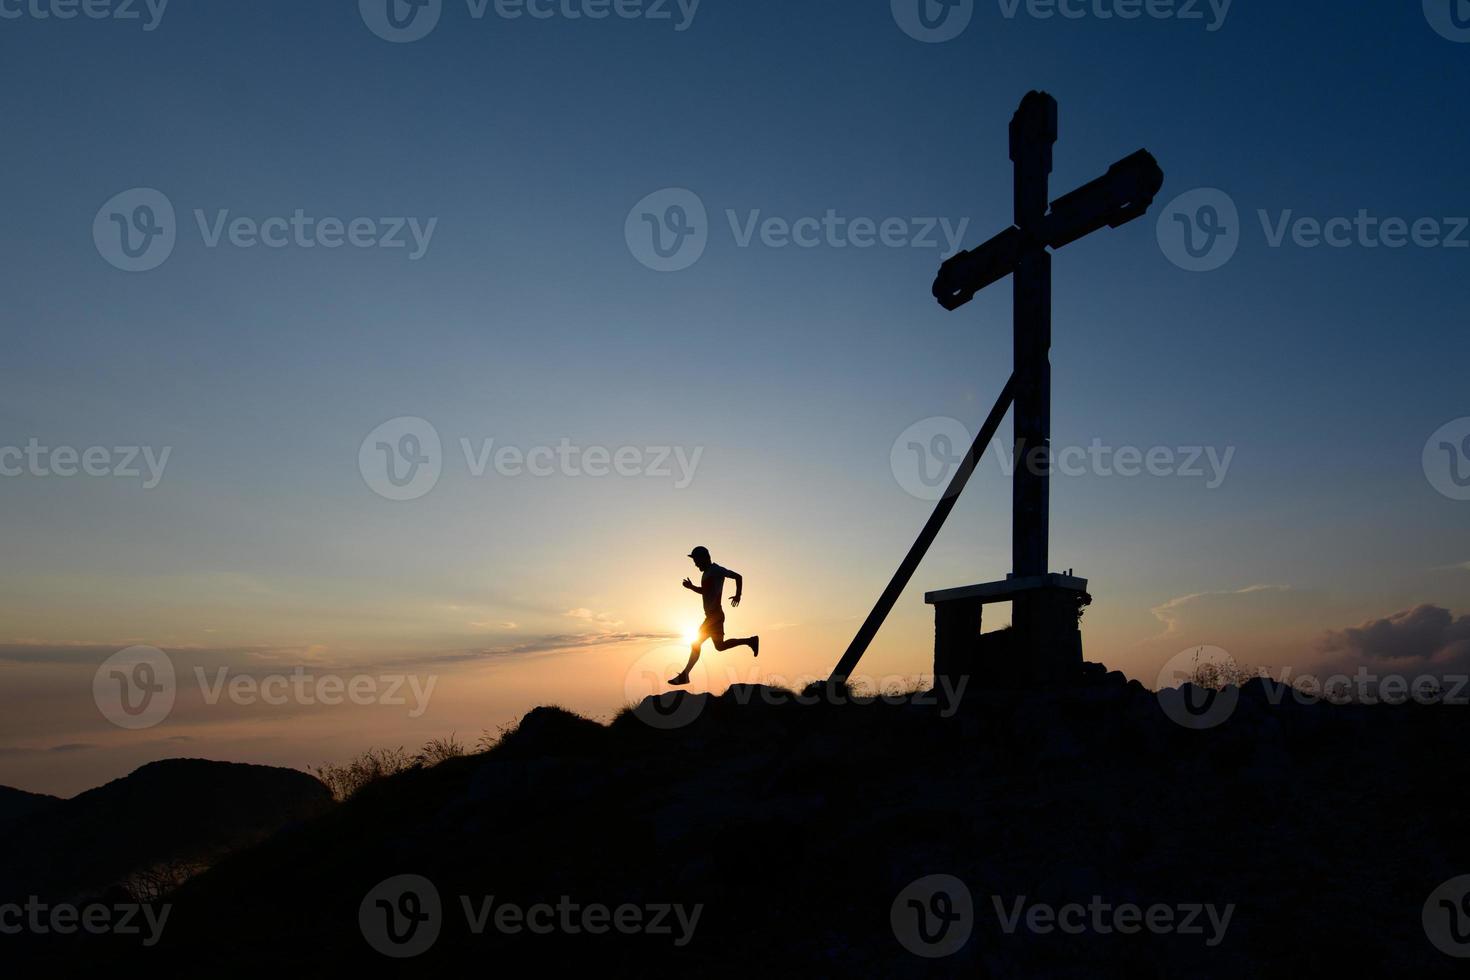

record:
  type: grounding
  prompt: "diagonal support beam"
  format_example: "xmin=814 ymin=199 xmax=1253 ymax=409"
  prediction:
xmin=829 ymin=375 xmax=1017 ymax=685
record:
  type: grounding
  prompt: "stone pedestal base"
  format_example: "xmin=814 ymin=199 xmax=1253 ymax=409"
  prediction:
xmin=927 ymin=574 xmax=1090 ymax=695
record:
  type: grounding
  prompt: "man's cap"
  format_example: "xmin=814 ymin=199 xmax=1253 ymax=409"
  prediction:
xmin=688 ymin=546 xmax=711 ymax=560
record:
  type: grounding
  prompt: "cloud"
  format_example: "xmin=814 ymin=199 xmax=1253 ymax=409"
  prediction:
xmin=414 ymin=631 xmax=679 ymax=665
xmin=564 ymin=608 xmax=624 ymax=630
xmin=0 ymin=642 xmax=345 ymax=668
xmin=467 ymin=620 xmax=522 ymax=631
xmin=492 ymin=632 xmax=673 ymax=657
xmin=1318 ymin=605 xmax=1470 ymax=673
xmin=1150 ymin=585 xmax=1292 ymax=636
xmin=0 ymin=743 xmax=99 ymax=756
xmin=0 ymin=644 xmax=127 ymax=665
xmin=0 ymin=633 xmax=680 ymax=678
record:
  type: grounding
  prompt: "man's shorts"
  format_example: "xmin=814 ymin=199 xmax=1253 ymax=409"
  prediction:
xmin=696 ymin=614 xmax=725 ymax=644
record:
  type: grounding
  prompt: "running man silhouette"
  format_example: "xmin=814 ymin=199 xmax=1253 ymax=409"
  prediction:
xmin=668 ymin=546 xmax=759 ymax=686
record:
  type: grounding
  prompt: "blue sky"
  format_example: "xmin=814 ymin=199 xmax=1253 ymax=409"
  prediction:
xmin=2 ymin=0 xmax=1469 ymax=793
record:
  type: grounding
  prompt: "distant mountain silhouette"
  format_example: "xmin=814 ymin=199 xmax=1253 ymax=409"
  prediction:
xmin=19 ymin=680 xmax=1470 ymax=974
xmin=0 ymin=784 xmax=62 ymax=828
xmin=0 ymin=759 xmax=331 ymax=906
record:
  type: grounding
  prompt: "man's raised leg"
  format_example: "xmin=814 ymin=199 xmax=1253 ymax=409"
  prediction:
xmin=668 ymin=642 xmax=702 ymax=685
xmin=713 ymin=636 xmax=760 ymax=658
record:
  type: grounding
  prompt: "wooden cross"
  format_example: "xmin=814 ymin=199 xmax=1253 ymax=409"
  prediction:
xmin=830 ymin=91 xmax=1162 ymax=685
xmin=935 ymin=91 xmax=1163 ymax=581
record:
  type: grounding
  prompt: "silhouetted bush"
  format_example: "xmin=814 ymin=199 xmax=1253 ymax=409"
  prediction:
xmin=415 ymin=733 xmax=467 ymax=766
xmin=311 ymin=746 xmax=413 ymax=801
xmin=124 ymin=857 xmax=207 ymax=903
xmin=312 ymin=735 xmax=470 ymax=801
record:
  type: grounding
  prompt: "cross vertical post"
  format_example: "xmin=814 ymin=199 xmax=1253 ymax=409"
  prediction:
xmin=1009 ymin=91 xmax=1057 ymax=581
